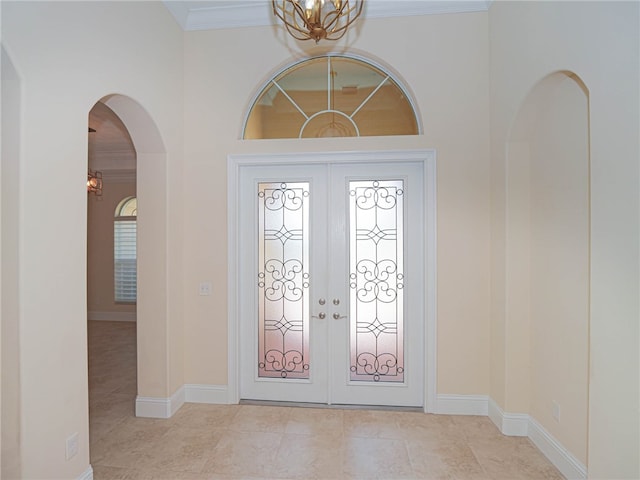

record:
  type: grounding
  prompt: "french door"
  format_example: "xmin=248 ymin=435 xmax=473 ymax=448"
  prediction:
xmin=237 ymin=157 xmax=427 ymax=407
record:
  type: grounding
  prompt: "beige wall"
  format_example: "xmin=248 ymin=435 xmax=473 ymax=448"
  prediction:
xmin=87 ymin=177 xmax=136 ymax=318
xmin=490 ymin=1 xmax=639 ymax=477
xmin=506 ymin=72 xmax=590 ymax=463
xmin=182 ymin=12 xmax=492 ymax=394
xmin=1 ymin=1 xmax=184 ymax=477
xmin=1 ymin=45 xmax=22 ymax=480
xmin=528 ymin=74 xmax=589 ymax=463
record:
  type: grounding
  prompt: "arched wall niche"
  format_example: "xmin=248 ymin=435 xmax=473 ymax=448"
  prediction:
xmin=241 ymin=50 xmax=423 ymax=140
xmin=88 ymin=93 xmax=171 ymax=401
xmin=504 ymin=70 xmax=590 ymax=466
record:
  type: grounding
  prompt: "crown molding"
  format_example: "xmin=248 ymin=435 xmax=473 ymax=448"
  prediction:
xmin=101 ymin=169 xmax=136 ymax=183
xmin=163 ymin=1 xmax=492 ymax=32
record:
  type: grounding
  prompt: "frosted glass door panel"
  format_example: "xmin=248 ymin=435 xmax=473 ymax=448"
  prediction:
xmin=238 ymin=158 xmax=427 ymax=407
xmin=349 ymin=180 xmax=404 ymax=382
xmin=258 ymin=182 xmax=310 ymax=379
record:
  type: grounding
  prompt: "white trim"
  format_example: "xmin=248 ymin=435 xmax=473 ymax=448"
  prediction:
xmin=135 ymin=386 xmax=184 ymax=418
xmin=184 ymin=384 xmax=229 ymax=404
xmin=100 ymin=168 xmax=136 ymax=183
xmin=424 ymin=153 xmax=437 ymax=413
xmin=77 ymin=465 xmax=93 ymax=480
xmin=163 ymin=1 xmax=492 ymax=32
xmin=228 ymin=149 xmax=437 ymax=408
xmin=227 ymin=156 xmax=241 ymax=405
xmin=528 ymin=417 xmax=587 ymax=480
xmin=87 ymin=311 xmax=136 ymax=322
xmin=438 ymin=396 xmax=587 ymax=478
xmin=434 ymin=394 xmax=489 ymax=415
xmin=488 ymin=397 xmax=528 ymax=436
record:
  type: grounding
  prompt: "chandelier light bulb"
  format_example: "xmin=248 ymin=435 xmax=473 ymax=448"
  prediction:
xmin=273 ymin=0 xmax=365 ymax=43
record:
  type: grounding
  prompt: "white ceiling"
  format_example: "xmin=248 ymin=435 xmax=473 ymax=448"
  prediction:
xmin=88 ymin=102 xmax=137 ymax=173
xmin=163 ymin=0 xmax=492 ymax=31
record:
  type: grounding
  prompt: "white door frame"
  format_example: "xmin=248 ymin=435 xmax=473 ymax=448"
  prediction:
xmin=227 ymin=149 xmax=437 ymax=413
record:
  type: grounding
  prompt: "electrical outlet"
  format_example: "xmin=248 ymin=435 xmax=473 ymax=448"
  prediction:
xmin=199 ymin=281 xmax=212 ymax=296
xmin=66 ymin=432 xmax=79 ymax=460
xmin=552 ymin=401 xmax=561 ymax=422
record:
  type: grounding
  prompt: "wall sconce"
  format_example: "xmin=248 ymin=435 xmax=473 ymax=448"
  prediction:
xmin=87 ymin=169 xmax=103 ymax=196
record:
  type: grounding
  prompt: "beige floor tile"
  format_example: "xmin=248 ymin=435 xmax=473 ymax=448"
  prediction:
xmin=407 ymin=439 xmax=489 ymax=480
xmin=469 ymin=437 xmax=565 ymax=480
xmin=168 ymin=403 xmax=242 ymax=430
xmin=88 ymin=321 xmax=566 ymax=480
xmin=395 ymin=413 xmax=468 ymax=444
xmin=91 ymin=465 xmax=142 ymax=480
xmin=342 ymin=436 xmax=415 ymax=479
xmin=200 ymin=430 xmax=283 ymax=477
xmin=342 ymin=408 xmax=405 ymax=440
xmin=285 ymin=406 xmax=344 ymax=437
xmin=268 ymin=433 xmax=344 ymax=479
xmin=90 ymin=392 xmax=136 ymax=423
xmin=451 ymin=415 xmax=505 ymax=442
xmin=144 ymin=424 xmax=224 ymax=473
xmin=226 ymin=405 xmax=292 ymax=433
xmin=91 ymin=418 xmax=171 ymax=469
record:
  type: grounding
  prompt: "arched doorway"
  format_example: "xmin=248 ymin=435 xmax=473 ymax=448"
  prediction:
xmin=86 ymin=94 xmax=171 ymax=441
xmin=87 ymin=99 xmax=138 ymax=446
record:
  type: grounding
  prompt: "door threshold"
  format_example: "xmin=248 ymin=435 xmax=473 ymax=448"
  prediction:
xmin=239 ymin=399 xmax=423 ymax=413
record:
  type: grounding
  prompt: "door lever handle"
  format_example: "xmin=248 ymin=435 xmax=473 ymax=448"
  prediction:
xmin=332 ymin=313 xmax=347 ymax=320
xmin=312 ymin=312 xmax=326 ymax=320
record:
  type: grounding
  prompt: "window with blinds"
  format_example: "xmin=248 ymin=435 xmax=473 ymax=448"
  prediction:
xmin=114 ymin=197 xmax=137 ymax=303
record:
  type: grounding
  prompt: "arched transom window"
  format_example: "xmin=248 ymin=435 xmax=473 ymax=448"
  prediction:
xmin=114 ymin=196 xmax=137 ymax=303
xmin=244 ymin=55 xmax=419 ymax=139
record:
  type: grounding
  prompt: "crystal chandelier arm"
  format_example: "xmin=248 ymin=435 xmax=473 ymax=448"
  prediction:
xmin=273 ymin=1 xmax=315 ymax=41
xmin=324 ymin=2 xmax=364 ymax=38
xmin=272 ymin=0 xmax=365 ymax=43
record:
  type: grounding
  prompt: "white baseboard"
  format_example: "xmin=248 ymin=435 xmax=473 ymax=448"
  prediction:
xmin=77 ymin=465 xmax=93 ymax=480
xmin=184 ymin=384 xmax=228 ymax=404
xmin=528 ymin=417 xmax=587 ymax=480
xmin=434 ymin=394 xmax=489 ymax=415
xmin=488 ymin=397 xmax=528 ymax=436
xmin=135 ymin=386 xmax=185 ymax=418
xmin=87 ymin=311 xmax=136 ymax=322
xmin=135 ymin=384 xmax=230 ymax=418
xmin=436 ymin=395 xmax=586 ymax=479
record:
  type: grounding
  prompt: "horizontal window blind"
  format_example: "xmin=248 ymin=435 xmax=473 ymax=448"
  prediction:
xmin=114 ymin=219 xmax=137 ymax=303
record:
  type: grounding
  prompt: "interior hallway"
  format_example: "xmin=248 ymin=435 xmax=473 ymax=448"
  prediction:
xmin=88 ymin=321 xmax=564 ymax=479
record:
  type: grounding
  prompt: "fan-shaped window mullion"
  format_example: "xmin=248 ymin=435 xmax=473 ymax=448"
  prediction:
xmin=243 ymin=54 xmax=419 ymax=139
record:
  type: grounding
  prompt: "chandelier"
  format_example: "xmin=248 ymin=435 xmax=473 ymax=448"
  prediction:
xmin=87 ymin=169 xmax=103 ymax=196
xmin=272 ymin=0 xmax=365 ymax=43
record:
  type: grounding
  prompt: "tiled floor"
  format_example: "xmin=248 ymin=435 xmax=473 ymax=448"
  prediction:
xmin=88 ymin=321 xmax=564 ymax=479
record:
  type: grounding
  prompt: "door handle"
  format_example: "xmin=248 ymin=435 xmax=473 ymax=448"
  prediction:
xmin=312 ymin=312 xmax=326 ymax=320
xmin=332 ymin=313 xmax=347 ymax=320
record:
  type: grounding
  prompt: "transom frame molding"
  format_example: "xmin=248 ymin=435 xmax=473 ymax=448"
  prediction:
xmin=163 ymin=1 xmax=492 ymax=32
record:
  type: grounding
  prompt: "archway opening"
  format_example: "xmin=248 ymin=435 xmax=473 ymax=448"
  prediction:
xmin=86 ymin=99 xmax=138 ymax=450
xmin=86 ymin=93 xmax=169 ymax=465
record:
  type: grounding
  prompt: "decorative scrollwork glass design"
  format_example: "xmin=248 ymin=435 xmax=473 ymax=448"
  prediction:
xmin=349 ymin=180 xmax=404 ymax=382
xmin=258 ymin=182 xmax=310 ymax=379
